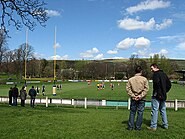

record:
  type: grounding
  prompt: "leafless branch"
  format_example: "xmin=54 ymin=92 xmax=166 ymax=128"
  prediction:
xmin=0 ymin=0 xmax=49 ymax=36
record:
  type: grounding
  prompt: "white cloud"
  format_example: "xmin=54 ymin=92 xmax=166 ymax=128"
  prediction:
xmin=87 ymin=47 xmax=99 ymax=54
xmin=80 ymin=47 xmax=99 ymax=58
xmin=126 ymin=0 xmax=171 ymax=15
xmin=33 ymin=52 xmax=44 ymax=59
xmin=54 ymin=42 xmax=61 ymax=48
xmin=102 ymin=56 xmax=127 ymax=59
xmin=107 ymin=49 xmax=118 ymax=54
xmin=158 ymin=35 xmax=179 ymax=40
xmin=50 ymin=54 xmax=69 ymax=60
xmin=173 ymin=13 xmax=185 ymax=21
xmin=118 ymin=17 xmax=172 ymax=31
xmin=116 ymin=37 xmax=150 ymax=50
xmin=156 ymin=19 xmax=172 ymax=30
xmin=118 ymin=18 xmax=155 ymax=31
xmin=116 ymin=38 xmax=135 ymax=49
xmin=133 ymin=48 xmax=168 ymax=58
xmin=132 ymin=52 xmax=138 ymax=56
xmin=158 ymin=34 xmax=185 ymax=44
xmin=176 ymin=42 xmax=185 ymax=50
xmin=137 ymin=50 xmax=147 ymax=56
xmin=111 ymin=57 xmax=126 ymax=59
xmin=149 ymin=53 xmax=155 ymax=57
xmin=80 ymin=52 xmax=93 ymax=58
xmin=94 ymin=54 xmax=104 ymax=60
xmin=135 ymin=37 xmax=151 ymax=48
xmin=159 ymin=49 xmax=168 ymax=55
xmin=46 ymin=10 xmax=61 ymax=17
xmin=149 ymin=49 xmax=168 ymax=57
xmin=133 ymin=47 xmax=150 ymax=57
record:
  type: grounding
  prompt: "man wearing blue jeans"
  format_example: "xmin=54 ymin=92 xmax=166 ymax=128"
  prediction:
xmin=148 ymin=63 xmax=171 ymax=131
xmin=126 ymin=66 xmax=149 ymax=130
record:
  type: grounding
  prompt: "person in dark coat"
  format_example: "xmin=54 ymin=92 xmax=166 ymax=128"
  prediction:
xmin=29 ymin=86 xmax=37 ymax=108
xmin=8 ymin=87 xmax=13 ymax=106
xmin=147 ymin=63 xmax=171 ymax=131
xmin=20 ymin=86 xmax=27 ymax=107
xmin=12 ymin=85 xmax=19 ymax=106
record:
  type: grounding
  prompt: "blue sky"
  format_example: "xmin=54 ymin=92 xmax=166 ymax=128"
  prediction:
xmin=7 ymin=0 xmax=185 ymax=60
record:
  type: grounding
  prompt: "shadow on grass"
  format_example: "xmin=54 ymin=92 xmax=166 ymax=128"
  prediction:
xmin=121 ymin=118 xmax=151 ymax=128
xmin=143 ymin=118 xmax=151 ymax=127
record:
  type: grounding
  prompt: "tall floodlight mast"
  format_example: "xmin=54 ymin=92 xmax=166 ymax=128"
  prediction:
xmin=24 ymin=29 xmax=28 ymax=89
xmin=54 ymin=26 xmax=57 ymax=83
xmin=53 ymin=26 xmax=57 ymax=96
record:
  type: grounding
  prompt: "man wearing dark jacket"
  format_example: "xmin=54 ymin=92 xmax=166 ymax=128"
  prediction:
xmin=29 ymin=86 xmax=37 ymax=108
xmin=12 ymin=85 xmax=19 ymax=106
xmin=148 ymin=63 xmax=171 ymax=131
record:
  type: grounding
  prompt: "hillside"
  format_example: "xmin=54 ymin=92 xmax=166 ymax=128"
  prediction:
xmin=170 ymin=59 xmax=185 ymax=70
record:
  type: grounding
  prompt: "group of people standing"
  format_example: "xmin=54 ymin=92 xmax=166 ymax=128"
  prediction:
xmin=9 ymin=85 xmax=37 ymax=108
xmin=126 ymin=63 xmax=171 ymax=131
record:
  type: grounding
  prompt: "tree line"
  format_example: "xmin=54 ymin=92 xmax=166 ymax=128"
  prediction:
xmin=0 ymin=30 xmax=180 ymax=81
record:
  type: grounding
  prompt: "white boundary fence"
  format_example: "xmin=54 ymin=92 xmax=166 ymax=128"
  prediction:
xmin=0 ymin=96 xmax=185 ymax=111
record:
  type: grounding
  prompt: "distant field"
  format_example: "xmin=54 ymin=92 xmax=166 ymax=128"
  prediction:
xmin=0 ymin=81 xmax=185 ymax=100
xmin=0 ymin=104 xmax=185 ymax=139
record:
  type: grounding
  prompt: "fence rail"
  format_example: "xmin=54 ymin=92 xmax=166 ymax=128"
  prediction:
xmin=0 ymin=96 xmax=185 ymax=111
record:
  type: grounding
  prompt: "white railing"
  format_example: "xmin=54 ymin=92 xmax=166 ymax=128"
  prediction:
xmin=0 ymin=96 xmax=185 ymax=111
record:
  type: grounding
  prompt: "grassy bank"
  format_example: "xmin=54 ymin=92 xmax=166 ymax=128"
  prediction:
xmin=0 ymin=104 xmax=185 ymax=139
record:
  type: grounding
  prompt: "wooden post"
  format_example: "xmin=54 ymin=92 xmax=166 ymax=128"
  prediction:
xmin=72 ymin=99 xmax=76 ymax=108
xmin=72 ymin=99 xmax=74 ymax=105
xmin=175 ymin=99 xmax=178 ymax=111
xmin=46 ymin=96 xmax=48 ymax=107
xmin=128 ymin=98 xmax=131 ymax=110
xmin=85 ymin=97 xmax=87 ymax=109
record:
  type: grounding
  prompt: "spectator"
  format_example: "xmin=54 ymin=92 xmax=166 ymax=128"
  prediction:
xmin=29 ymin=86 xmax=37 ymax=108
xmin=20 ymin=86 xmax=27 ymax=107
xmin=147 ymin=63 xmax=171 ymax=131
xmin=126 ymin=66 xmax=149 ymax=130
xmin=12 ymin=85 xmax=19 ymax=106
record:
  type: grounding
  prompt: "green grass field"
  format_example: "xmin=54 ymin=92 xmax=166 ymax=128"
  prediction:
xmin=1 ymin=81 xmax=185 ymax=138
xmin=0 ymin=104 xmax=185 ymax=139
xmin=0 ymin=81 xmax=185 ymax=101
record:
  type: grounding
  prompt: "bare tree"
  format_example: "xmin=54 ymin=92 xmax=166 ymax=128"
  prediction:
xmin=0 ymin=0 xmax=49 ymax=35
xmin=2 ymin=50 xmax=14 ymax=76
xmin=11 ymin=43 xmax=34 ymax=79
xmin=19 ymin=43 xmax=34 ymax=61
xmin=0 ymin=29 xmax=8 ymax=68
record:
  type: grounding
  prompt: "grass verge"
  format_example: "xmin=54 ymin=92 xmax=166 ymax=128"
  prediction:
xmin=0 ymin=103 xmax=185 ymax=139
